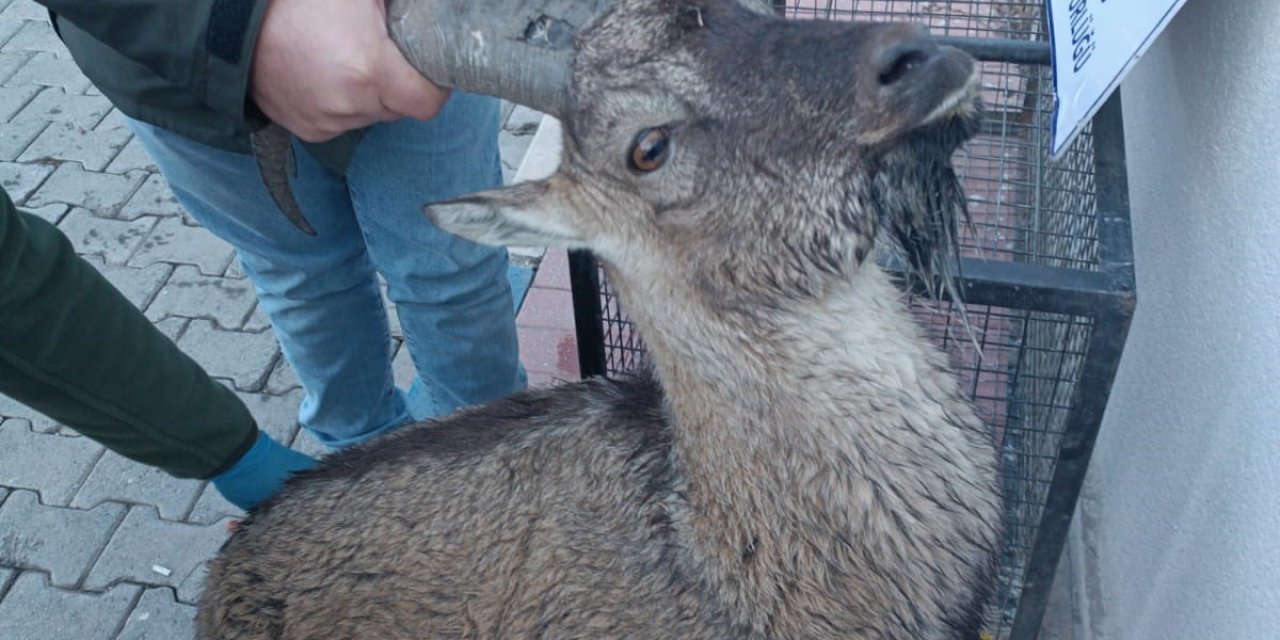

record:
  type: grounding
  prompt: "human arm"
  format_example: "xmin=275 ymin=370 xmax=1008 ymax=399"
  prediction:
xmin=42 ymin=0 xmax=448 ymax=142
xmin=0 ymin=191 xmax=312 ymax=507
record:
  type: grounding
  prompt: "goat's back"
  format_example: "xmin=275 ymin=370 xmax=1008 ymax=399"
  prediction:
xmin=196 ymin=376 xmax=737 ymax=640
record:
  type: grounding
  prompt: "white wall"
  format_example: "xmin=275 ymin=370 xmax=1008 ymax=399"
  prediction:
xmin=1062 ymin=0 xmax=1280 ymax=637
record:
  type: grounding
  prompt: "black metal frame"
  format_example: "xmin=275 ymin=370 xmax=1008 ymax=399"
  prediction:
xmin=564 ymin=4 xmax=1135 ymax=638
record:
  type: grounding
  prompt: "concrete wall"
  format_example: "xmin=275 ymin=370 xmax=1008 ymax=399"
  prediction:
xmin=1060 ymin=0 xmax=1280 ymax=637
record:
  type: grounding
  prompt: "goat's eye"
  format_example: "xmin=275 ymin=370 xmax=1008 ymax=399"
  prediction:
xmin=628 ymin=127 xmax=671 ymax=173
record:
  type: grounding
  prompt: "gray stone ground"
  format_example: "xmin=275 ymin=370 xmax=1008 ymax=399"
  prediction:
xmin=0 ymin=1 xmax=542 ymax=636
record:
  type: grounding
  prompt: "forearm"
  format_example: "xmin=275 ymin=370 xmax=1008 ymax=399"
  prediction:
xmin=0 ymin=192 xmax=256 ymax=479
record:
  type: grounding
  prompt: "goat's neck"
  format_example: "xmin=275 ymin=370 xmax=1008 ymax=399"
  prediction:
xmin=609 ymin=263 xmax=973 ymax=628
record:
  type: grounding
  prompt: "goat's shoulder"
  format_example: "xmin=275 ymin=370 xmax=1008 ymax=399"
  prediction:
xmin=303 ymin=371 xmax=665 ymax=479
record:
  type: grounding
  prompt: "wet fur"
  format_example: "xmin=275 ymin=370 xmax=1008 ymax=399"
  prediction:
xmin=198 ymin=1 xmax=1002 ymax=638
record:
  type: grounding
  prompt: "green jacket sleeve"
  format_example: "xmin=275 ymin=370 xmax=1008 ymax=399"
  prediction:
xmin=0 ymin=191 xmax=257 ymax=479
xmin=39 ymin=0 xmax=271 ymax=128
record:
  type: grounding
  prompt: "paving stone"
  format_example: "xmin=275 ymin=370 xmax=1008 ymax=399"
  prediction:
xmin=105 ymin=136 xmax=157 ymax=174
xmin=3 ymin=19 xmax=64 ymax=56
xmin=129 ymin=215 xmax=235 ymax=275
xmin=97 ymin=105 xmax=127 ymax=129
xmin=293 ymin=428 xmax=330 ymax=459
xmin=57 ymin=207 xmax=156 ymax=265
xmin=243 ymin=301 xmax=271 ymax=332
xmin=0 ymin=80 xmax=37 ymax=121
xmin=116 ymin=587 xmax=197 ymax=640
xmin=6 ymin=51 xmax=91 ymax=94
xmin=82 ymin=255 xmax=170 ymax=310
xmin=266 ymin=356 xmax=301 ymax=394
xmin=143 ymin=265 xmax=255 ymax=329
xmin=186 ymin=483 xmax=244 ymax=526
xmin=84 ymin=506 xmax=231 ymax=604
xmin=18 ymin=118 xmax=131 ymax=171
xmin=0 ymin=490 xmax=126 ymax=588
xmin=25 ymin=162 xmax=145 ymax=215
xmin=0 ymin=571 xmax=141 ymax=639
xmin=383 ymin=286 xmax=404 ymax=339
xmin=0 ymin=16 xmax=26 ymax=49
xmin=509 ymin=244 xmax=546 ymax=260
xmin=176 ymin=320 xmax=280 ymax=391
xmin=152 ymin=317 xmax=187 ymax=343
xmin=1 ymin=0 xmax=45 ymax=21
xmin=117 ymin=172 xmax=184 ymax=220
xmin=17 ymin=201 xmax=63 ymax=223
xmin=393 ymin=339 xmax=416 ymax=389
xmin=71 ymin=450 xmax=202 ymax=522
xmin=0 ymin=422 xmax=102 ymax=506
xmin=238 ymin=388 xmax=303 ymax=446
xmin=499 ymin=105 xmax=543 ymax=183
xmin=0 ymin=395 xmax=58 ymax=433
xmin=0 ymin=486 xmax=8 ymax=504
xmin=0 ymin=49 xmax=30 ymax=84
xmin=499 ymin=134 xmax=530 ymax=184
xmin=0 ymin=118 xmax=45 ymax=160
xmin=0 ymin=157 xmax=48 ymax=202
xmin=504 ymin=104 xmax=544 ymax=134
xmin=13 ymin=88 xmax=112 ymax=129
xmin=224 ymin=254 xmax=247 ymax=279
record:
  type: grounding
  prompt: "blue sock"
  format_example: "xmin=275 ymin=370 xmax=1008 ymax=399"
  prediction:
xmin=212 ymin=432 xmax=317 ymax=511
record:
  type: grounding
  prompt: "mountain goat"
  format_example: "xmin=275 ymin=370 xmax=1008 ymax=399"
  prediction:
xmin=201 ymin=1 xmax=1003 ymax=638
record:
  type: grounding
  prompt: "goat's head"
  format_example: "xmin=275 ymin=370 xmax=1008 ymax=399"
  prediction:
xmin=411 ymin=0 xmax=980 ymax=305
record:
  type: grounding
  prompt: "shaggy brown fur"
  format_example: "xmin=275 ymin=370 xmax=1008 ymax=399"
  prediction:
xmin=197 ymin=1 xmax=1002 ymax=638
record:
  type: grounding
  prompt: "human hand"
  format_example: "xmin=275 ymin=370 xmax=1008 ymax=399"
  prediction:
xmin=249 ymin=0 xmax=449 ymax=142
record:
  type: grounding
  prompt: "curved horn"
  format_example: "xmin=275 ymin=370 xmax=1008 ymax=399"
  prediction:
xmin=259 ymin=0 xmax=613 ymax=235
xmin=388 ymin=0 xmax=615 ymax=119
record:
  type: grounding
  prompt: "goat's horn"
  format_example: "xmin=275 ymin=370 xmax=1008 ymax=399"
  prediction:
xmin=258 ymin=0 xmax=614 ymax=235
xmin=388 ymin=0 xmax=614 ymax=118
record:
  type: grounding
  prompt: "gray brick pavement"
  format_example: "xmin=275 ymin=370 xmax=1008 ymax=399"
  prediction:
xmin=117 ymin=173 xmax=183 ymax=220
xmin=0 ymin=158 xmax=51 ymax=200
xmin=71 ymin=452 xmax=204 ymax=522
xmin=0 ymin=489 xmax=126 ymax=588
xmin=19 ymin=118 xmax=132 ymax=171
xmin=0 ymin=421 xmax=104 ymax=505
xmin=0 ymin=2 xmax=544 ymax=634
xmin=82 ymin=507 xmax=231 ymax=604
xmin=130 ymin=216 xmax=237 ymax=275
xmin=87 ymin=255 xmax=170 ymax=309
xmin=116 ymin=588 xmax=197 ymax=640
xmin=0 ymin=118 xmax=47 ymax=160
xmin=175 ymin=320 xmax=281 ymax=391
xmin=144 ymin=265 xmax=256 ymax=329
xmin=0 ymin=395 xmax=58 ymax=433
xmin=15 ymin=89 xmax=113 ymax=129
xmin=26 ymin=162 xmax=147 ymax=214
xmin=57 ymin=207 xmax=158 ymax=265
xmin=0 ymin=572 xmax=141 ymax=640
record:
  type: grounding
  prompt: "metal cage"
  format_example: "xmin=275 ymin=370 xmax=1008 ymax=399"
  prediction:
xmin=565 ymin=2 xmax=1135 ymax=638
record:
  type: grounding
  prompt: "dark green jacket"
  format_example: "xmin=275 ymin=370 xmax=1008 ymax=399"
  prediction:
xmin=0 ymin=191 xmax=257 ymax=479
xmin=48 ymin=0 xmax=358 ymax=169
xmin=46 ymin=0 xmax=272 ymax=155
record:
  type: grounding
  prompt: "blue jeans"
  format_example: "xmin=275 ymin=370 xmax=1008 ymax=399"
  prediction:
xmin=128 ymin=93 xmax=526 ymax=448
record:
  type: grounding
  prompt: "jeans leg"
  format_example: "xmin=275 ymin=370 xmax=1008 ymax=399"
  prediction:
xmin=347 ymin=94 xmax=526 ymax=419
xmin=127 ymin=119 xmax=410 ymax=448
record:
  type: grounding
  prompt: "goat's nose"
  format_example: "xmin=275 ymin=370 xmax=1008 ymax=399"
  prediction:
xmin=875 ymin=27 xmax=941 ymax=87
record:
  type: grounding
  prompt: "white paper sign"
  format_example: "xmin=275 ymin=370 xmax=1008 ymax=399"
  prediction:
xmin=1047 ymin=0 xmax=1190 ymax=157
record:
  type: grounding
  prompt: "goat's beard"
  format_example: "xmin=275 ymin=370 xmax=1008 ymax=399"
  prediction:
xmin=872 ymin=104 xmax=981 ymax=304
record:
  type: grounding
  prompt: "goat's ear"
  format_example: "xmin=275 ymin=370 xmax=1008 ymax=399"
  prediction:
xmin=425 ymin=178 xmax=585 ymax=248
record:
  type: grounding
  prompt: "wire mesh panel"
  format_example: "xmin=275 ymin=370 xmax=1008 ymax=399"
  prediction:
xmin=568 ymin=3 xmax=1135 ymax=639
